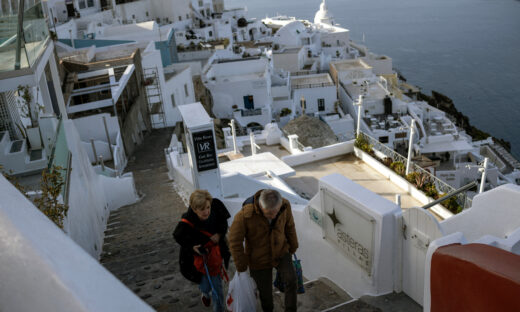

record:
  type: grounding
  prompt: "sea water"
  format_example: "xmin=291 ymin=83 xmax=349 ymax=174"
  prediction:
xmin=228 ymin=0 xmax=520 ymax=158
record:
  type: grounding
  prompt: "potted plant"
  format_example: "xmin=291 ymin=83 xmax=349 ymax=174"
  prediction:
xmin=18 ymin=85 xmax=43 ymax=150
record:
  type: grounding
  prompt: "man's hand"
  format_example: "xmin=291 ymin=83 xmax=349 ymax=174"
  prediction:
xmin=210 ymin=233 xmax=220 ymax=244
xmin=193 ymin=245 xmax=203 ymax=255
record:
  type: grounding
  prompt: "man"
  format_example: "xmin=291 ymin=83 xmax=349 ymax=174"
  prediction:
xmin=228 ymin=189 xmax=299 ymax=312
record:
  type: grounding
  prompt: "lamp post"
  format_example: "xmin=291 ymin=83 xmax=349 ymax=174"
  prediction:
xmin=250 ymin=132 xmax=257 ymax=155
xmin=479 ymin=157 xmax=489 ymax=194
xmin=228 ymin=119 xmax=238 ymax=154
xmin=355 ymin=94 xmax=363 ymax=139
xmin=405 ymin=120 xmax=416 ymax=176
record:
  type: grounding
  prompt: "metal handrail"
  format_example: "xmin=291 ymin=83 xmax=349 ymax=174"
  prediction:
xmin=422 ymin=181 xmax=477 ymax=210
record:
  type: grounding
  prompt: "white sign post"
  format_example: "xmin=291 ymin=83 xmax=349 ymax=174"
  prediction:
xmin=178 ymin=103 xmax=222 ymax=197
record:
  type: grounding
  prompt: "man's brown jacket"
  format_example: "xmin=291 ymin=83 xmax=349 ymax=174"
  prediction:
xmin=228 ymin=190 xmax=299 ymax=272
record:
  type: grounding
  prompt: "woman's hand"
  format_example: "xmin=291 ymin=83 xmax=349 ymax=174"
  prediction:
xmin=193 ymin=244 xmax=203 ymax=255
xmin=210 ymin=233 xmax=220 ymax=244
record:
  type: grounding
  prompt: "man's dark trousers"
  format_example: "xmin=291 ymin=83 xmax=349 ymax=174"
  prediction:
xmin=250 ymin=253 xmax=297 ymax=312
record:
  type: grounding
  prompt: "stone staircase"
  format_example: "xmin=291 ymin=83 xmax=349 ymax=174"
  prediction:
xmin=100 ymin=128 xmax=420 ymax=312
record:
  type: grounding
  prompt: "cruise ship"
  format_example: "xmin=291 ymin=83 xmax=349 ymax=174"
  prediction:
xmin=1 ymin=0 xmax=519 ymax=311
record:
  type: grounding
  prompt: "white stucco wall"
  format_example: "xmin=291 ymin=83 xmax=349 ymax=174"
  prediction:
xmin=63 ymin=121 xmax=138 ymax=257
xmin=292 ymin=85 xmax=336 ymax=115
xmin=440 ymin=184 xmax=520 ymax=241
xmin=295 ymin=174 xmax=401 ymax=298
xmin=0 ymin=175 xmax=152 ymax=312
xmin=163 ymin=65 xmax=196 ymax=126
xmin=205 ymin=76 xmax=271 ymax=119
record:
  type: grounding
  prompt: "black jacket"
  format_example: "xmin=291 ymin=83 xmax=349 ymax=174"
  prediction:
xmin=173 ymin=198 xmax=231 ymax=283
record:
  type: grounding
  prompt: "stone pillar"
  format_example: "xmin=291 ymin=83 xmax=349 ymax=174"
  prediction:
xmin=288 ymin=134 xmax=299 ymax=152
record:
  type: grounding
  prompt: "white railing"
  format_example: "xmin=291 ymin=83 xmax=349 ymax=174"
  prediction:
xmin=358 ymin=131 xmax=472 ymax=208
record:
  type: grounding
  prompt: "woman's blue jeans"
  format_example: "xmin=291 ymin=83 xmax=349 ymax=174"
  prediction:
xmin=199 ymin=274 xmax=225 ymax=312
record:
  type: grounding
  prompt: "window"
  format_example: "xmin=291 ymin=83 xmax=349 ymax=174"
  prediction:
xmin=132 ymin=14 xmax=135 ymax=19
xmin=146 ymin=11 xmax=149 ymax=17
xmin=179 ymin=16 xmax=182 ymax=21
xmin=379 ymin=136 xmax=389 ymax=143
xmin=206 ymin=9 xmax=211 ymax=17
xmin=209 ymin=31 xmax=213 ymax=37
xmin=87 ymin=0 xmax=94 ymax=7
xmin=78 ymin=0 xmax=86 ymax=9
xmin=184 ymin=84 xmax=189 ymax=97
xmin=186 ymin=14 xmax=190 ymax=19
xmin=171 ymin=94 xmax=176 ymax=107
xmin=395 ymin=132 xmax=407 ymax=139
xmin=198 ymin=0 xmax=203 ymax=6
xmin=318 ymin=98 xmax=325 ymax=111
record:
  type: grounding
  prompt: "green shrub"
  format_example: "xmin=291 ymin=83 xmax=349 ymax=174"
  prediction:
xmin=280 ymin=108 xmax=292 ymax=117
xmin=382 ymin=157 xmax=393 ymax=167
xmin=355 ymin=135 xmax=373 ymax=154
xmin=424 ymin=183 xmax=439 ymax=199
xmin=441 ymin=197 xmax=463 ymax=214
xmin=390 ymin=161 xmax=405 ymax=176
xmin=34 ymin=166 xmax=69 ymax=229
xmin=406 ymin=171 xmax=431 ymax=190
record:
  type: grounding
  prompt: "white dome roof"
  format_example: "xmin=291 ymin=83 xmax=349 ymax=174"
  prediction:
xmin=273 ymin=21 xmax=307 ymax=47
xmin=314 ymin=0 xmax=334 ymax=25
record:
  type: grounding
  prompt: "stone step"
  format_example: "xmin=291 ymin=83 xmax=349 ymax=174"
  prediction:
xmin=273 ymin=278 xmax=353 ymax=312
xmin=101 ymin=237 xmax=176 ymax=260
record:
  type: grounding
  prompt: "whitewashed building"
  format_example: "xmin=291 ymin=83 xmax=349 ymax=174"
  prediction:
xmin=203 ymin=57 xmax=272 ymax=127
xmin=291 ymin=73 xmax=336 ymax=115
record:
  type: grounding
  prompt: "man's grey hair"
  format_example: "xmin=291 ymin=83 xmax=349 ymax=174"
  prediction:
xmin=259 ymin=189 xmax=282 ymax=211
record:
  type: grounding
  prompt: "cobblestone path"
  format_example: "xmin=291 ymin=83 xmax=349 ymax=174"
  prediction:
xmin=100 ymin=128 xmax=209 ymax=311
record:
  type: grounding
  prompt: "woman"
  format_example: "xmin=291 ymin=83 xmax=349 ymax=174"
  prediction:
xmin=173 ymin=190 xmax=231 ymax=312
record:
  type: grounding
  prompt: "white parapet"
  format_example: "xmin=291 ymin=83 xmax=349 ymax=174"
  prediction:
xmin=0 ymin=175 xmax=152 ymax=312
xmin=294 ymin=173 xmax=401 ymax=298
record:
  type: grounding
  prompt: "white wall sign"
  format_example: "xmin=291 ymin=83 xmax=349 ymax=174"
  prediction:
xmin=320 ymin=187 xmax=375 ymax=275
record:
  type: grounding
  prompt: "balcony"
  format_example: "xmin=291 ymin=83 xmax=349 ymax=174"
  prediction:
xmin=0 ymin=1 xmax=49 ymax=72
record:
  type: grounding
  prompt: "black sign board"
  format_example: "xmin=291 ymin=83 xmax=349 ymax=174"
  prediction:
xmin=193 ymin=130 xmax=218 ymax=172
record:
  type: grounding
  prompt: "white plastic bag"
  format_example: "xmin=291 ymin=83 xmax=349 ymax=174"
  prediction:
xmin=226 ymin=272 xmax=257 ymax=312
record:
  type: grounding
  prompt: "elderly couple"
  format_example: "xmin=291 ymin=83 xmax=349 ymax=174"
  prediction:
xmin=173 ymin=189 xmax=299 ymax=312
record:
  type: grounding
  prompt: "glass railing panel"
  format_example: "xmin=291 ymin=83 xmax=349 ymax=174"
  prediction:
xmin=49 ymin=119 xmax=72 ymax=205
xmin=0 ymin=1 xmax=48 ymax=73
xmin=0 ymin=13 xmax=29 ymax=71
xmin=22 ymin=1 xmax=49 ymax=66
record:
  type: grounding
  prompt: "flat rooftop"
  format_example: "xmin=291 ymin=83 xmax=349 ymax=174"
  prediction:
xmin=205 ymin=58 xmax=268 ymax=82
xmin=238 ymin=144 xmax=433 ymax=217
xmin=331 ymin=59 xmax=372 ymax=71
xmin=273 ymin=47 xmax=303 ymax=54
xmin=345 ymin=81 xmax=388 ymax=100
xmin=284 ymin=154 xmax=423 ymax=210
xmin=291 ymin=73 xmax=334 ymax=88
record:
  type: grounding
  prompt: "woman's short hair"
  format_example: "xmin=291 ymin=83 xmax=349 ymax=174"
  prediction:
xmin=259 ymin=189 xmax=282 ymax=211
xmin=190 ymin=189 xmax=212 ymax=210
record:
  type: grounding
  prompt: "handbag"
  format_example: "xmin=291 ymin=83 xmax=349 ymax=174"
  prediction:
xmin=181 ymin=218 xmax=223 ymax=276
xmin=273 ymin=254 xmax=305 ymax=294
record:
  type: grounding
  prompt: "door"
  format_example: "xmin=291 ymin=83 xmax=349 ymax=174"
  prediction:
xmin=243 ymin=95 xmax=254 ymax=110
xmin=401 ymin=207 xmax=443 ymax=306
